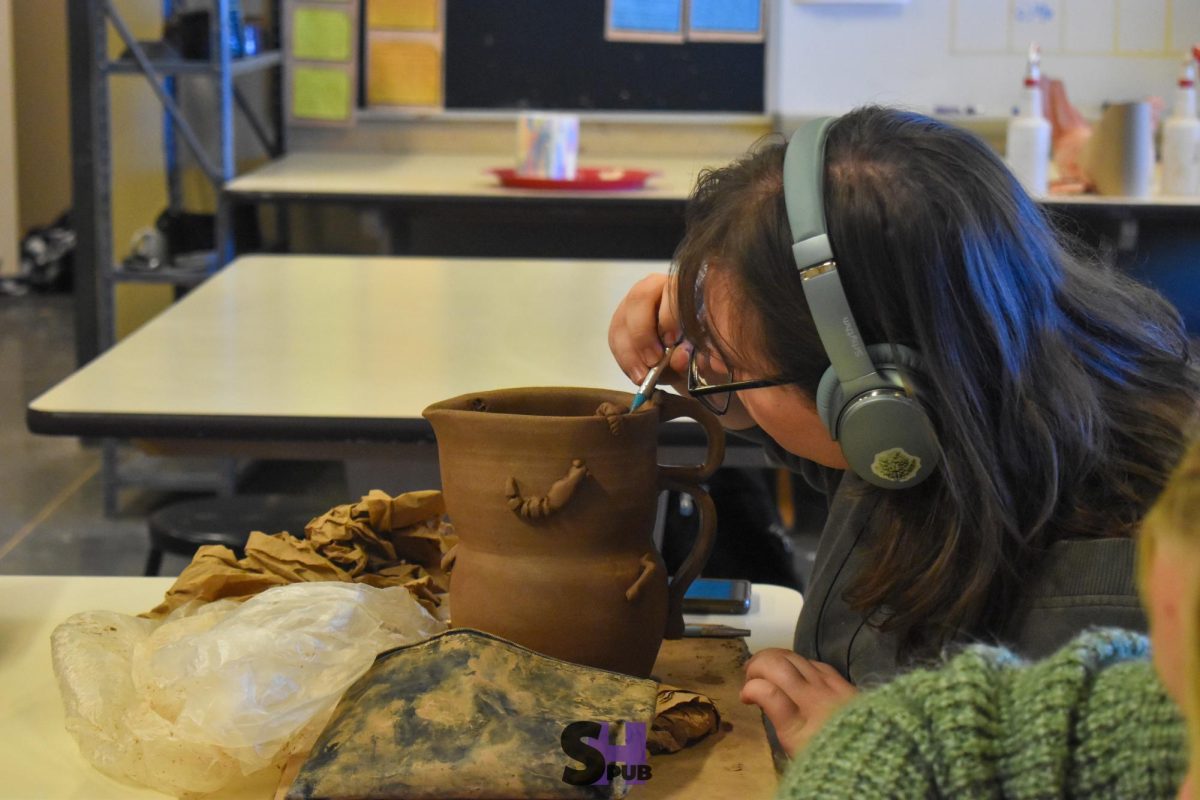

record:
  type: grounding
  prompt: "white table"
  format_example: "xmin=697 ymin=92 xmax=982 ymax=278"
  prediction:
xmin=1040 ymin=191 xmax=1200 ymax=209
xmin=685 ymin=583 xmax=803 ymax=655
xmin=29 ymin=255 xmax=668 ymax=449
xmin=224 ymin=152 xmax=724 ymax=261
xmin=0 ymin=575 xmax=801 ymax=799
xmin=29 ymin=254 xmax=769 ymax=489
xmin=226 ymin=152 xmax=717 ymax=203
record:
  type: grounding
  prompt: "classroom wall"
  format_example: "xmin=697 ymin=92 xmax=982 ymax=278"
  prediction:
xmin=291 ymin=113 xmax=770 ymax=157
xmin=290 ymin=1 xmax=1197 ymax=157
xmin=768 ymin=0 xmax=1196 ymax=119
xmin=104 ymin=5 xmax=176 ymax=340
xmin=11 ymin=0 xmax=70 ymax=236
xmin=10 ymin=2 xmax=173 ymax=334
xmin=9 ymin=1 xmax=275 ymax=345
xmin=0 ymin=0 xmax=18 ymax=276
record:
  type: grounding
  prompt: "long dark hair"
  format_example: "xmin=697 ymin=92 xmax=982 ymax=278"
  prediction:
xmin=674 ymin=106 xmax=1200 ymax=653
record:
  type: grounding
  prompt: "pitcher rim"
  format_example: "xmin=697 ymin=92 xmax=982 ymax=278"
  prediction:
xmin=421 ymin=386 xmax=660 ymax=421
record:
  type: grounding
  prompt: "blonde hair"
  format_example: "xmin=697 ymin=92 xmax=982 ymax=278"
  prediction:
xmin=1139 ymin=435 xmax=1200 ymax=773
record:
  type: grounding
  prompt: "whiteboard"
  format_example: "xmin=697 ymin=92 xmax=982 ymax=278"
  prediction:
xmin=770 ymin=0 xmax=1200 ymax=117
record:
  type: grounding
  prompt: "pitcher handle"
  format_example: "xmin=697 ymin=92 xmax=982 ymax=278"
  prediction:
xmin=658 ymin=476 xmax=717 ymax=639
xmin=653 ymin=392 xmax=725 ymax=484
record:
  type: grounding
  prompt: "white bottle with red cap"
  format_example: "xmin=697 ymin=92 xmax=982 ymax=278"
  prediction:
xmin=1161 ymin=48 xmax=1199 ymax=196
xmin=1006 ymin=43 xmax=1052 ymax=196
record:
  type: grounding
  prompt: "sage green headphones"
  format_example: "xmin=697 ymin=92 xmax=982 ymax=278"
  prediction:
xmin=782 ymin=117 xmax=940 ymax=488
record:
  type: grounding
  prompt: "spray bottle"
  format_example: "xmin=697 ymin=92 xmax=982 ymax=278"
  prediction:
xmin=1005 ymin=43 xmax=1052 ymax=196
xmin=1161 ymin=48 xmax=1200 ymax=196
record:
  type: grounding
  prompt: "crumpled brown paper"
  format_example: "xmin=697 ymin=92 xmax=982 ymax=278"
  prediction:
xmin=143 ymin=488 xmax=722 ymax=755
xmin=649 ymin=685 xmax=721 ymax=754
xmin=144 ymin=490 xmax=456 ymax=619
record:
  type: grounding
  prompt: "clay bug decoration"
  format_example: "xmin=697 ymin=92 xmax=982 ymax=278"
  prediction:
xmin=505 ymin=459 xmax=590 ymax=519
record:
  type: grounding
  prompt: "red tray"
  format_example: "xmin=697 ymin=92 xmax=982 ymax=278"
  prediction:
xmin=490 ymin=167 xmax=656 ymax=191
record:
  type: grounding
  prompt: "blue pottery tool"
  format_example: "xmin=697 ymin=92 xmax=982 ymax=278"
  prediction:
xmin=629 ymin=341 xmax=679 ymax=413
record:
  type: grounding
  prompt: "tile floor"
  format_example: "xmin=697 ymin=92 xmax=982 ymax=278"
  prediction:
xmin=0 ymin=293 xmax=350 ymax=577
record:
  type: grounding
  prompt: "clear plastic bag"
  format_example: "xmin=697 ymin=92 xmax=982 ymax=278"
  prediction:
xmin=52 ymin=582 xmax=445 ymax=797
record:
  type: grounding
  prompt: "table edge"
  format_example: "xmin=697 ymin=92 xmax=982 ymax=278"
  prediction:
xmin=26 ymin=407 xmax=721 ymax=446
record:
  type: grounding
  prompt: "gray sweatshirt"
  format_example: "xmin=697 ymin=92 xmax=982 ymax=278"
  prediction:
xmin=736 ymin=428 xmax=1146 ymax=685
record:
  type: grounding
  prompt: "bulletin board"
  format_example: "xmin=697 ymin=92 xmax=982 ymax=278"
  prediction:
xmin=288 ymin=0 xmax=766 ymax=119
xmin=441 ymin=0 xmax=765 ymax=112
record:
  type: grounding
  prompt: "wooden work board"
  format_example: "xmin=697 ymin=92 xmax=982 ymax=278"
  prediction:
xmin=642 ymin=637 xmax=781 ymax=799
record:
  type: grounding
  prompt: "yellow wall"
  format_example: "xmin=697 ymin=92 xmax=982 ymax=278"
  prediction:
xmin=12 ymin=0 xmax=69 ymax=234
xmin=12 ymin=1 xmax=171 ymax=340
xmin=0 ymin=0 xmax=18 ymax=276
xmin=106 ymin=6 xmax=175 ymax=339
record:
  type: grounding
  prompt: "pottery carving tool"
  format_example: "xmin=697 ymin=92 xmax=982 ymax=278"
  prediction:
xmin=682 ymin=623 xmax=752 ymax=638
xmin=629 ymin=340 xmax=680 ymax=413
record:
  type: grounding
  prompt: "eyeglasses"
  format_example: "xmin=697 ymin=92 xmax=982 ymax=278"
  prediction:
xmin=686 ymin=347 xmax=799 ymax=416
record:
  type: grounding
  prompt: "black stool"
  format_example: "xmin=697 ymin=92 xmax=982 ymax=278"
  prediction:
xmin=145 ymin=494 xmax=320 ymax=576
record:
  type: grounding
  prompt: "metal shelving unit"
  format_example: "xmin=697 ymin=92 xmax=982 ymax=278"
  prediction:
xmin=68 ymin=0 xmax=283 ymax=514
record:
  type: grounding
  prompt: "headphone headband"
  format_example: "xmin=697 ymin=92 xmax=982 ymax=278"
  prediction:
xmin=782 ymin=117 xmax=835 ymax=269
xmin=781 ymin=116 xmax=941 ymax=488
xmin=783 ymin=118 xmax=878 ymax=392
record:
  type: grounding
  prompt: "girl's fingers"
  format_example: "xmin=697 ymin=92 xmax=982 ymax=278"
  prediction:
xmin=740 ymin=677 xmax=808 ymax=758
xmin=669 ymin=340 xmax=693 ymax=380
xmin=786 ymin=653 xmax=844 ymax=685
xmin=740 ymin=676 xmax=802 ymax=723
xmin=747 ymin=651 xmax=859 ymax=709
xmin=607 ymin=324 xmax=643 ymax=384
xmin=745 ymin=649 xmax=816 ymax=701
xmin=741 ymin=652 xmax=858 ymax=758
xmin=624 ymin=275 xmax=669 ymax=366
xmin=750 ymin=648 xmax=825 ymax=686
xmin=608 ymin=274 xmax=670 ymax=383
xmin=808 ymin=659 xmax=857 ymax=695
xmin=657 ymin=273 xmax=682 ymax=345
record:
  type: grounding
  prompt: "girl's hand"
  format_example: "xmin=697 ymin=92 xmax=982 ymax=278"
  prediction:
xmin=608 ymin=273 xmax=690 ymax=389
xmin=740 ymin=649 xmax=859 ymax=757
xmin=607 ymin=273 xmax=757 ymax=429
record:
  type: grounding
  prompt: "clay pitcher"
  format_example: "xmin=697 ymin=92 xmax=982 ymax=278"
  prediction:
xmin=423 ymin=387 xmax=724 ymax=677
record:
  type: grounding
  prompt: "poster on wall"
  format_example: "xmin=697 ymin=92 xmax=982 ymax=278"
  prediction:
xmin=285 ymin=0 xmax=361 ymax=126
xmin=605 ymin=0 xmax=765 ymax=44
xmin=688 ymin=0 xmax=764 ymax=43
xmin=606 ymin=0 xmax=685 ymax=43
xmin=366 ymin=0 xmax=446 ymax=110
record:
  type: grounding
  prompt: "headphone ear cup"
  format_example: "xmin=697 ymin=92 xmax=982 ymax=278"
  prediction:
xmin=871 ymin=343 xmax=924 ymax=378
xmin=815 ymin=365 xmax=843 ymax=437
xmin=814 ymin=344 xmax=923 ymax=438
xmin=817 ymin=343 xmax=940 ymax=489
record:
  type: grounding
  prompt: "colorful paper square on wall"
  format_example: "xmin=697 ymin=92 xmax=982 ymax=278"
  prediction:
xmin=606 ymin=0 xmax=684 ymax=42
xmin=286 ymin=0 xmax=359 ymax=126
xmin=368 ymin=39 xmax=442 ymax=106
xmin=293 ymin=66 xmax=353 ymax=120
xmin=368 ymin=0 xmax=439 ymax=30
xmin=293 ymin=7 xmax=354 ymax=61
xmin=689 ymin=0 xmax=762 ymax=38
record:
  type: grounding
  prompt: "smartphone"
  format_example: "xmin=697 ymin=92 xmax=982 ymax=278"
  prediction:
xmin=682 ymin=578 xmax=752 ymax=615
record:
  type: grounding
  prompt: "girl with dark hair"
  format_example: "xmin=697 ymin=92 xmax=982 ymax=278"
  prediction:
xmin=608 ymin=106 xmax=1200 ymax=754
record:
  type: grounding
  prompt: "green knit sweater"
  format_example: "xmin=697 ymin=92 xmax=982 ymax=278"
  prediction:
xmin=776 ymin=629 xmax=1186 ymax=799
